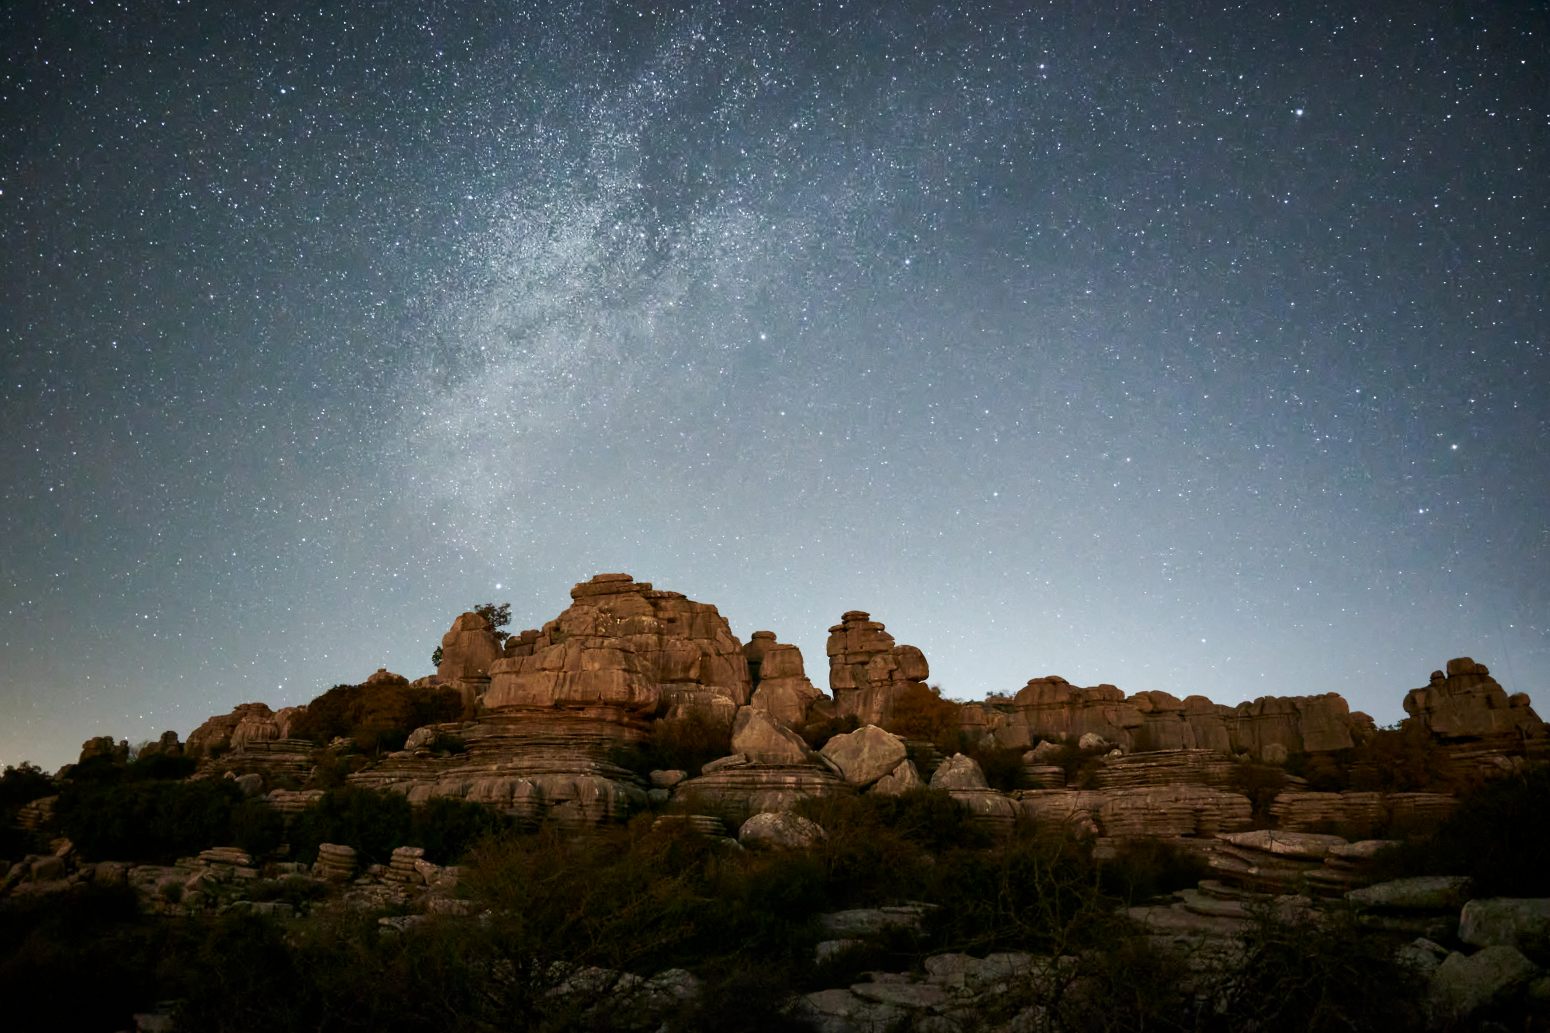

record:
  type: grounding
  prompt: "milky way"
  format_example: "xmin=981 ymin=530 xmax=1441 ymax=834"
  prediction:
xmin=2 ymin=2 xmax=1546 ymax=768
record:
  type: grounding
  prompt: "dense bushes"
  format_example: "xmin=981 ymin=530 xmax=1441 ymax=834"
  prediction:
xmin=289 ymin=681 xmax=465 ymax=753
xmin=615 ymin=711 xmax=734 ymax=775
xmin=289 ymin=786 xmax=516 ymax=865
xmin=1374 ymin=763 xmax=1550 ymax=895
xmin=56 ymin=778 xmax=282 ymax=862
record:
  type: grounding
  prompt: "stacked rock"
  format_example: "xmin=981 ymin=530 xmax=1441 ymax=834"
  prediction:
xmin=651 ymin=814 xmax=729 ymax=838
xmin=383 ymin=846 xmax=427 ymax=888
xmin=196 ymin=846 xmax=254 ymax=873
xmin=314 ymin=843 xmax=358 ymax=882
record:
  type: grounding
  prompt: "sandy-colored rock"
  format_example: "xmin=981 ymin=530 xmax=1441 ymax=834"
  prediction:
xmin=930 ymin=753 xmax=989 ymax=791
xmin=187 ymin=703 xmax=300 ymax=758
xmin=820 ymin=725 xmax=908 ymax=788
xmin=437 ymin=612 xmax=503 ymax=703
xmin=1404 ymin=657 xmax=1546 ymax=741
xmin=827 ymin=611 xmax=931 ymax=726
xmin=748 ymin=637 xmax=824 ymax=728
xmin=870 ymin=759 xmax=925 ymax=796
xmin=730 ymin=707 xmax=813 ymax=765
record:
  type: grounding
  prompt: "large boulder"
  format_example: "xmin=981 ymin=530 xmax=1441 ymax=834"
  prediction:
xmin=820 ymin=725 xmax=908 ymax=788
xmin=738 ymin=812 xmax=826 ymax=850
xmin=1459 ymin=898 xmax=1550 ymax=953
xmin=437 ymin=611 xmax=503 ymax=702
xmin=730 ymin=707 xmax=813 ymax=765
xmin=187 ymin=703 xmax=299 ymax=758
xmin=1428 ymin=945 xmax=1538 ymax=1025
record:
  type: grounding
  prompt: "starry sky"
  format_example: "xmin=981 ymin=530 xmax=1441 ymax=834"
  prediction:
xmin=2 ymin=1 xmax=1546 ymax=770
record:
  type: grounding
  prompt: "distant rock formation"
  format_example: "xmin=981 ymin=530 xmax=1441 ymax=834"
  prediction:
xmin=186 ymin=703 xmax=301 ymax=759
xmin=827 ymin=611 xmax=930 ymax=726
xmin=1404 ymin=658 xmax=1546 ymax=741
xmin=958 ymin=676 xmax=1373 ymax=760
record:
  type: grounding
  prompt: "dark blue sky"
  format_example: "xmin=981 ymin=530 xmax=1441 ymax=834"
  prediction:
xmin=3 ymin=1 xmax=1546 ymax=769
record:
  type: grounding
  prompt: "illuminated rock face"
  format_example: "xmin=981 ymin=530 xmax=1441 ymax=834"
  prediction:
xmin=187 ymin=702 xmax=300 ymax=758
xmin=746 ymin=632 xmax=823 ymax=729
xmin=483 ymin=573 xmax=750 ymax=722
xmin=958 ymin=679 xmax=1372 ymax=760
xmin=827 ymin=611 xmax=930 ymax=726
xmin=1403 ymin=657 xmax=1547 ymax=741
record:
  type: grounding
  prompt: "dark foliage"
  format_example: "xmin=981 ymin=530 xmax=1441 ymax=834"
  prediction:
xmin=56 ymin=777 xmax=281 ymax=863
xmin=886 ymin=682 xmax=962 ymax=751
xmin=1230 ymin=761 xmax=1287 ymax=826
xmin=1373 ymin=763 xmax=1550 ymax=896
xmin=0 ymin=762 xmax=54 ymax=811
xmin=1098 ymin=837 xmax=1210 ymax=903
xmin=797 ymin=712 xmax=860 ymax=751
xmin=411 ymin=795 xmax=514 ymax=864
xmin=288 ymin=785 xmax=414 ymax=865
xmin=288 ymin=680 xmax=464 ymax=753
xmin=615 ymin=711 xmax=733 ymax=776
xmin=0 ymin=885 xmax=173 ymax=1033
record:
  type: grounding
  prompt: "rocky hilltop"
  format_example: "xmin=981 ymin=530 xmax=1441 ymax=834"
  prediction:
xmin=152 ymin=572 xmax=1546 ymax=842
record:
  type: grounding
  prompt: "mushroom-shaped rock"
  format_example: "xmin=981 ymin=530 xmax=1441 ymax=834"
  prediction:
xmin=730 ymin=707 xmax=814 ymax=765
xmin=739 ymin=812 xmax=827 ymax=850
xmin=930 ymin=753 xmax=990 ymax=791
xmin=820 ymin=725 xmax=908 ymax=788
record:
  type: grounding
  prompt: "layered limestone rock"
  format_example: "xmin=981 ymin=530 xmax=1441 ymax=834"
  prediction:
xmin=672 ymin=705 xmax=847 ymax=823
xmin=1269 ymin=790 xmax=1456 ymax=838
xmin=186 ymin=703 xmax=302 ymax=759
xmin=485 ymin=573 xmax=750 ymax=723
xmin=827 ymin=611 xmax=930 ymax=726
xmin=78 ymin=736 xmax=129 ymax=766
xmin=437 ymin=612 xmax=503 ymax=705
xmin=820 ymin=725 xmax=909 ymax=788
xmin=929 ymin=754 xmax=1018 ymax=830
xmin=1404 ymin=658 xmax=1546 ymax=742
xmin=1017 ymin=785 xmax=1252 ymax=839
xmin=961 ymin=680 xmax=1372 ymax=760
xmin=746 ymin=632 xmax=824 ymax=728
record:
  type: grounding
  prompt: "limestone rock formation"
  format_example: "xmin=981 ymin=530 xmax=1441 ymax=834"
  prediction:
xmin=78 ymin=736 xmax=129 ymax=766
xmin=746 ymin=632 xmax=823 ymax=728
xmin=437 ymin=612 xmax=503 ymax=704
xmin=827 ymin=611 xmax=930 ymax=726
xmin=731 ymin=707 xmax=814 ymax=765
xmin=136 ymin=731 xmax=183 ymax=760
xmin=961 ymin=679 xmax=1372 ymax=760
xmin=738 ymin=812 xmax=826 ymax=850
xmin=1017 ymin=785 xmax=1252 ymax=839
xmin=1404 ymin=658 xmax=1546 ymax=741
xmin=186 ymin=703 xmax=301 ymax=759
xmin=928 ymin=754 xmax=1018 ymax=829
xmin=870 ymin=759 xmax=925 ymax=796
xmin=485 ymin=573 xmax=750 ymax=722
xmin=820 ymin=725 xmax=908 ymax=788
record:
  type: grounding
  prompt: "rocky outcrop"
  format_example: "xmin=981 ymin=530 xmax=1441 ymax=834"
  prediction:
xmin=186 ymin=703 xmax=301 ymax=759
xmin=437 ymin=612 xmax=503 ymax=705
xmin=746 ymin=632 xmax=823 ymax=728
xmin=78 ymin=736 xmax=129 ymax=766
xmin=929 ymin=754 xmax=1018 ymax=829
xmin=1018 ymin=785 xmax=1252 ymax=839
xmin=137 ymin=731 xmax=183 ymax=759
xmin=485 ymin=574 xmax=750 ymax=724
xmin=961 ymin=681 xmax=1372 ymax=760
xmin=1404 ymin=657 xmax=1546 ymax=741
xmin=1269 ymin=789 xmax=1456 ymax=838
xmin=827 ymin=611 xmax=929 ymax=726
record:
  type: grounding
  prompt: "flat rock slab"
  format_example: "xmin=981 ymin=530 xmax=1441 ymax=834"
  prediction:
xmin=1347 ymin=876 xmax=1473 ymax=911
xmin=1459 ymin=898 xmax=1550 ymax=952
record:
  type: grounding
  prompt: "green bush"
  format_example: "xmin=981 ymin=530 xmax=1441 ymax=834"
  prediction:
xmin=56 ymin=778 xmax=254 ymax=862
xmin=411 ymin=796 xmax=513 ymax=864
xmin=289 ymin=786 xmax=414 ymax=865
xmin=1098 ymin=837 xmax=1210 ymax=903
xmin=616 ymin=711 xmax=733 ymax=775
xmin=1373 ymin=764 xmax=1550 ymax=895
xmin=289 ymin=681 xmax=465 ymax=754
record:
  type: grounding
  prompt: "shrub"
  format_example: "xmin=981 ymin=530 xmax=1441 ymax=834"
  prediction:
xmin=411 ymin=796 xmax=513 ymax=864
xmin=0 ymin=762 xmax=54 ymax=811
xmin=289 ymin=786 xmax=414 ymax=865
xmin=1213 ymin=903 xmax=1425 ymax=1032
xmin=1098 ymin=838 xmax=1210 ymax=903
xmin=1230 ymin=761 xmax=1287 ymax=826
xmin=289 ymin=682 xmax=464 ymax=754
xmin=798 ymin=712 xmax=860 ymax=751
xmin=886 ymin=682 xmax=962 ymax=751
xmin=56 ymin=778 xmax=251 ymax=862
xmin=1372 ymin=763 xmax=1550 ymax=895
xmin=620 ymin=711 xmax=733 ymax=774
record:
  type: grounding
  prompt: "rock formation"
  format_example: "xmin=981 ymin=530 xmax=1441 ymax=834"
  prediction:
xmin=959 ymin=678 xmax=1373 ymax=760
xmin=186 ymin=703 xmax=301 ymax=759
xmin=746 ymin=631 xmax=823 ymax=728
xmin=1404 ymin=658 xmax=1546 ymax=741
xmin=436 ymin=611 xmax=503 ymax=706
xmin=827 ymin=611 xmax=930 ymax=726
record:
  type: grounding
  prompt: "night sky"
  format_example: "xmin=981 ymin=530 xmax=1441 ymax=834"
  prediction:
xmin=2 ymin=2 xmax=1546 ymax=771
